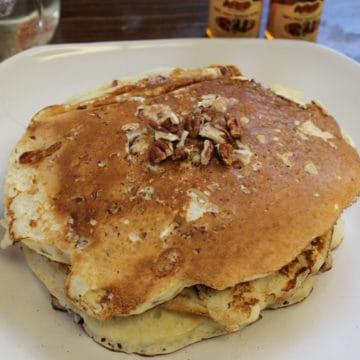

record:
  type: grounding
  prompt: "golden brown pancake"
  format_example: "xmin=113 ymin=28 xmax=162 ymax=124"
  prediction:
xmin=21 ymin=222 xmax=339 ymax=354
xmin=1 ymin=65 xmax=360 ymax=321
xmin=163 ymin=226 xmax=334 ymax=329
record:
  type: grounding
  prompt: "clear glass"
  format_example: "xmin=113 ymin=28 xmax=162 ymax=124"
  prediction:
xmin=0 ymin=0 xmax=60 ymax=61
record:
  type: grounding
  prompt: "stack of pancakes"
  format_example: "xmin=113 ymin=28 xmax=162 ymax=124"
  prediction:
xmin=1 ymin=65 xmax=359 ymax=355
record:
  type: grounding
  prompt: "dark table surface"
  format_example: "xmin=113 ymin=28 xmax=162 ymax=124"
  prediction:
xmin=51 ymin=0 xmax=360 ymax=62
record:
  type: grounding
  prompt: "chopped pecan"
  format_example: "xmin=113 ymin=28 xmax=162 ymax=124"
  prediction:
xmin=172 ymin=146 xmax=190 ymax=160
xmin=177 ymin=130 xmax=189 ymax=148
xmin=130 ymin=136 xmax=149 ymax=155
xmin=154 ymin=131 xmax=179 ymax=142
xmin=212 ymin=97 xmax=228 ymax=113
xmin=225 ymin=114 xmax=242 ymax=139
xmin=161 ymin=118 xmax=179 ymax=133
xmin=199 ymin=123 xmax=226 ymax=144
xmin=198 ymin=94 xmax=217 ymax=109
xmin=198 ymin=108 xmax=212 ymax=122
xmin=213 ymin=122 xmax=232 ymax=141
xmin=137 ymin=104 xmax=180 ymax=126
xmin=216 ymin=143 xmax=234 ymax=166
xmin=149 ymin=139 xmax=174 ymax=163
xmin=184 ymin=113 xmax=202 ymax=138
xmin=148 ymin=119 xmax=163 ymax=131
xmin=200 ymin=140 xmax=214 ymax=166
xmin=212 ymin=113 xmax=227 ymax=128
xmin=148 ymin=118 xmax=179 ymax=134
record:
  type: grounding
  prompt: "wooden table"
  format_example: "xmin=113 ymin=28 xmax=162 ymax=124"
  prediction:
xmin=51 ymin=0 xmax=360 ymax=62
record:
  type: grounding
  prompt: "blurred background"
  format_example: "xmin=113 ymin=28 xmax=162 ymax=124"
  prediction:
xmin=51 ymin=0 xmax=360 ymax=61
xmin=1 ymin=0 xmax=359 ymax=61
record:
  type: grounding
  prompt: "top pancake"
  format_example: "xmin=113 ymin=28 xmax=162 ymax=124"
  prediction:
xmin=2 ymin=65 xmax=360 ymax=319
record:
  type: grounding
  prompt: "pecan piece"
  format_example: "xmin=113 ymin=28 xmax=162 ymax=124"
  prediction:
xmin=137 ymin=104 xmax=180 ymax=126
xmin=225 ymin=114 xmax=242 ymax=139
xmin=200 ymin=140 xmax=214 ymax=166
xmin=216 ymin=143 xmax=234 ymax=166
xmin=212 ymin=113 xmax=227 ymax=128
xmin=172 ymin=146 xmax=190 ymax=160
xmin=199 ymin=123 xmax=227 ymax=144
xmin=148 ymin=119 xmax=163 ymax=131
xmin=184 ymin=113 xmax=201 ymax=138
xmin=148 ymin=118 xmax=179 ymax=134
xmin=130 ymin=136 xmax=149 ymax=155
xmin=149 ymin=139 xmax=174 ymax=163
xmin=154 ymin=131 xmax=179 ymax=142
xmin=161 ymin=118 xmax=179 ymax=133
xmin=177 ymin=130 xmax=189 ymax=148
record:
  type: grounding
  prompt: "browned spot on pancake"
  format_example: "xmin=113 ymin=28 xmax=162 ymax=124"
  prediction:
xmin=19 ymin=141 xmax=62 ymax=164
xmin=231 ymin=284 xmax=259 ymax=313
xmin=210 ymin=65 xmax=241 ymax=77
xmin=311 ymin=236 xmax=321 ymax=247
xmin=29 ymin=219 xmax=37 ymax=227
xmin=310 ymin=235 xmax=326 ymax=252
xmin=281 ymin=267 xmax=308 ymax=292
xmin=153 ymin=248 xmax=184 ymax=277
xmin=303 ymin=249 xmax=315 ymax=269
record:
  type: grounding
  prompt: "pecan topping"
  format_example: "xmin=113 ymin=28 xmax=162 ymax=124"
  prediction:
xmin=177 ymin=130 xmax=189 ymax=148
xmin=161 ymin=118 xmax=179 ymax=133
xmin=154 ymin=131 xmax=179 ymax=142
xmin=225 ymin=114 xmax=242 ymax=139
xmin=129 ymin=136 xmax=148 ymax=155
xmin=200 ymin=140 xmax=214 ymax=166
xmin=149 ymin=139 xmax=174 ymax=163
xmin=199 ymin=123 xmax=227 ymax=144
xmin=145 ymin=99 xmax=246 ymax=168
xmin=148 ymin=118 xmax=179 ymax=134
xmin=137 ymin=104 xmax=179 ymax=126
xmin=184 ymin=113 xmax=201 ymax=138
xmin=148 ymin=119 xmax=163 ymax=131
xmin=216 ymin=143 xmax=234 ymax=166
xmin=19 ymin=142 xmax=62 ymax=164
xmin=172 ymin=146 xmax=190 ymax=160
xmin=212 ymin=112 xmax=227 ymax=128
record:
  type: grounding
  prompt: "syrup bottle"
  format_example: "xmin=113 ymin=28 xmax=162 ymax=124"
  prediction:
xmin=207 ymin=0 xmax=264 ymax=38
xmin=265 ymin=0 xmax=325 ymax=41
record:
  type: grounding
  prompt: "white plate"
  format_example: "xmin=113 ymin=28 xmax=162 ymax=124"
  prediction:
xmin=0 ymin=39 xmax=359 ymax=360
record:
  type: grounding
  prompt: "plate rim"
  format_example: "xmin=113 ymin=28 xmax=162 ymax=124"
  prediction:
xmin=0 ymin=38 xmax=359 ymax=72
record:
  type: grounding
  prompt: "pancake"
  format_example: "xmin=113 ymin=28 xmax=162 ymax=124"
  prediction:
xmin=163 ymin=221 xmax=340 ymax=328
xmin=22 ymin=245 xmax=226 ymax=355
xmin=22 ymin=220 xmax=340 ymax=354
xmin=1 ymin=65 xmax=360 ymax=322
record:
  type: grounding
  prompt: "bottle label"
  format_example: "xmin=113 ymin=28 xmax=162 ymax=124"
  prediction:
xmin=208 ymin=0 xmax=263 ymax=37
xmin=267 ymin=0 xmax=324 ymax=41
